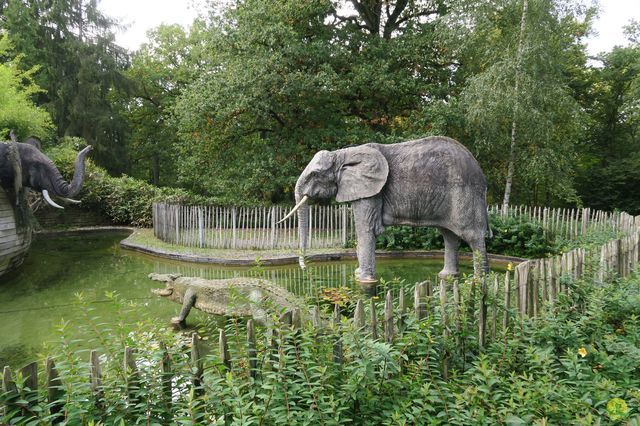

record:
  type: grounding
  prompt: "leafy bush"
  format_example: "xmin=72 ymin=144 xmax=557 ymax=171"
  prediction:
xmin=376 ymin=226 xmax=444 ymax=250
xmin=45 ymin=138 xmax=214 ymax=227
xmin=487 ymin=214 xmax=555 ymax=258
xmin=376 ymin=215 xmax=555 ymax=258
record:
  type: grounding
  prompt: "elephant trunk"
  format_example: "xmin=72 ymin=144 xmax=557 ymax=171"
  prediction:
xmin=47 ymin=146 xmax=92 ymax=198
xmin=295 ymin=188 xmax=310 ymax=269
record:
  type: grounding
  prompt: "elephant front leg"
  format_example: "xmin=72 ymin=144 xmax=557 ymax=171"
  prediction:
xmin=439 ymin=228 xmax=460 ymax=279
xmin=352 ymin=198 xmax=383 ymax=283
xmin=355 ymin=232 xmax=378 ymax=283
xmin=171 ymin=288 xmax=197 ymax=328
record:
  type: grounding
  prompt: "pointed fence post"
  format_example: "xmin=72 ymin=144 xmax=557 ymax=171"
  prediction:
xmin=479 ymin=274 xmax=488 ymax=349
xmin=370 ymin=298 xmax=378 ymax=340
xmin=414 ymin=281 xmax=428 ymax=320
xmin=333 ymin=304 xmax=343 ymax=365
xmin=2 ymin=366 xmax=18 ymax=417
xmin=384 ymin=290 xmax=394 ymax=344
xmin=20 ymin=361 xmax=38 ymax=416
xmin=124 ymin=347 xmax=139 ymax=406
xmin=439 ymin=278 xmax=450 ymax=380
xmin=398 ymin=288 xmax=407 ymax=333
xmin=46 ymin=357 xmax=64 ymax=421
xmin=503 ymin=271 xmax=511 ymax=331
xmin=353 ymin=300 xmax=365 ymax=330
xmin=160 ymin=343 xmax=172 ymax=408
xmin=219 ymin=329 xmax=231 ymax=371
xmin=491 ymin=274 xmax=499 ymax=342
xmin=89 ymin=350 xmax=103 ymax=409
xmin=191 ymin=333 xmax=204 ymax=396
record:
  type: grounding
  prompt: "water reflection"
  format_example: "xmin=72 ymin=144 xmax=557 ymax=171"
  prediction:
xmin=0 ymin=231 xmax=478 ymax=367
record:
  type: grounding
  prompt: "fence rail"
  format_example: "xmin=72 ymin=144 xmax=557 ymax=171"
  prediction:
xmin=153 ymin=203 xmax=355 ymax=249
xmin=154 ymin=202 xmax=639 ymax=250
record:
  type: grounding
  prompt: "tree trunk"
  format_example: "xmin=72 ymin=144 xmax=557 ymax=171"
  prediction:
xmin=502 ymin=0 xmax=529 ymax=212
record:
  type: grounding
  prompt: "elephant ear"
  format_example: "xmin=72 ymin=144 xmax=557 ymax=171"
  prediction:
xmin=336 ymin=145 xmax=389 ymax=202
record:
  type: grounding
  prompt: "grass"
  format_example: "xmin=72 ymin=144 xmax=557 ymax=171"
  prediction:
xmin=122 ymin=228 xmax=356 ymax=261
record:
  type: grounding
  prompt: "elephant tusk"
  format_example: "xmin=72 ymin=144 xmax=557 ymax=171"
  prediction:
xmin=42 ymin=190 xmax=64 ymax=209
xmin=59 ymin=197 xmax=82 ymax=204
xmin=276 ymin=195 xmax=309 ymax=224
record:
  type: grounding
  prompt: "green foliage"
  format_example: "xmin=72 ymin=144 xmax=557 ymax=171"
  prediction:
xmin=487 ymin=214 xmax=554 ymax=258
xmin=172 ymin=0 xmax=452 ymax=203
xmin=114 ymin=23 xmax=208 ymax=186
xmin=376 ymin=214 xmax=553 ymax=258
xmin=376 ymin=226 xmax=445 ymax=251
xmin=45 ymin=137 xmax=209 ymax=227
xmin=456 ymin=0 xmax=588 ymax=205
xmin=3 ymin=272 xmax=640 ymax=424
xmin=0 ymin=33 xmax=53 ymax=139
xmin=1 ymin=0 xmax=130 ymax=174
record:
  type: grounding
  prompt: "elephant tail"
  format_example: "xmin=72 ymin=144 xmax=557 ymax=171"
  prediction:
xmin=485 ymin=190 xmax=493 ymax=239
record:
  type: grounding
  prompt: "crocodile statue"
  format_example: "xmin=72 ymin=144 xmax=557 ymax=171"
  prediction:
xmin=149 ymin=273 xmax=305 ymax=327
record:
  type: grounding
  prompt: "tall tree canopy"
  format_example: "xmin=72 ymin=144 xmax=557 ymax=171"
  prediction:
xmin=173 ymin=0 xmax=454 ymax=203
xmin=454 ymin=0 xmax=591 ymax=205
xmin=575 ymin=38 xmax=640 ymax=214
xmin=0 ymin=33 xmax=53 ymax=138
xmin=5 ymin=0 xmax=639 ymax=213
xmin=1 ymin=0 xmax=130 ymax=174
xmin=116 ymin=22 xmax=207 ymax=186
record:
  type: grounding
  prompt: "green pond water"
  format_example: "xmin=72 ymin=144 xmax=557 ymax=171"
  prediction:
xmin=0 ymin=231 xmax=478 ymax=368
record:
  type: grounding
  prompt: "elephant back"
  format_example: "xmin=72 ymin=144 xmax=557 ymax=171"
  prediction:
xmin=373 ymin=136 xmax=487 ymax=189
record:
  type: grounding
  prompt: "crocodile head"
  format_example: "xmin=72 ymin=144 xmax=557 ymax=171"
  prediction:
xmin=149 ymin=273 xmax=182 ymax=300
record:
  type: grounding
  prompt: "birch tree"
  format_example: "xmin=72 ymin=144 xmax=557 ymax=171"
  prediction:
xmin=456 ymin=0 xmax=590 ymax=205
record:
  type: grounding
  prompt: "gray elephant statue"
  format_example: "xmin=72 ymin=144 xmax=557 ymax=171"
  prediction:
xmin=282 ymin=136 xmax=490 ymax=283
xmin=0 ymin=134 xmax=92 ymax=209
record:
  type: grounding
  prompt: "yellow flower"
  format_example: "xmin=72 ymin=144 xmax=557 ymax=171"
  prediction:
xmin=507 ymin=262 xmax=513 ymax=272
xmin=607 ymin=398 xmax=629 ymax=421
xmin=578 ymin=347 xmax=588 ymax=358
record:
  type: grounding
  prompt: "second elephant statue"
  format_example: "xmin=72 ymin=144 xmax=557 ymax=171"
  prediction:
xmin=283 ymin=136 xmax=490 ymax=283
xmin=0 ymin=136 xmax=92 ymax=209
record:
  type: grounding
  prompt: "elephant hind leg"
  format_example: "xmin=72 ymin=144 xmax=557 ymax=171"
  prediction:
xmin=439 ymin=228 xmax=460 ymax=279
xmin=466 ymin=233 xmax=489 ymax=277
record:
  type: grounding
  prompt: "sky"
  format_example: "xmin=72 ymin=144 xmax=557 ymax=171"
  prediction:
xmin=100 ymin=0 xmax=640 ymax=54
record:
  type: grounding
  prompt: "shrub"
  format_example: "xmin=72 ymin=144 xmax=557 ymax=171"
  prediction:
xmin=376 ymin=226 xmax=444 ymax=250
xmin=45 ymin=137 xmax=213 ymax=227
xmin=487 ymin=214 xmax=555 ymax=258
xmin=376 ymin=214 xmax=555 ymax=258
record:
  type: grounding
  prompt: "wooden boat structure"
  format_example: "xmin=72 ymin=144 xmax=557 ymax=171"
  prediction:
xmin=0 ymin=189 xmax=32 ymax=278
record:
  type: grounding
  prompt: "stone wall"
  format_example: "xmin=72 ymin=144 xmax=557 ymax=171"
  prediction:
xmin=34 ymin=205 xmax=112 ymax=230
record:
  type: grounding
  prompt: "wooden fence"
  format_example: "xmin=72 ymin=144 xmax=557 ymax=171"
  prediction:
xmin=5 ymin=205 xmax=640 ymax=420
xmin=153 ymin=203 xmax=355 ymax=249
xmin=154 ymin=202 xmax=638 ymax=250
xmin=488 ymin=204 xmax=639 ymax=239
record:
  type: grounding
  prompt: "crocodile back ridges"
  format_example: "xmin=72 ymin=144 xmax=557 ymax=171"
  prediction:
xmin=149 ymin=273 xmax=305 ymax=320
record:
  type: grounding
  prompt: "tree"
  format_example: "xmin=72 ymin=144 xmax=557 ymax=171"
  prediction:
xmin=456 ymin=0 xmax=590 ymax=206
xmin=0 ymin=33 xmax=53 ymax=139
xmin=117 ymin=23 xmax=207 ymax=186
xmin=1 ymin=0 xmax=130 ymax=174
xmin=173 ymin=0 xmax=453 ymax=203
xmin=575 ymin=42 xmax=640 ymax=213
